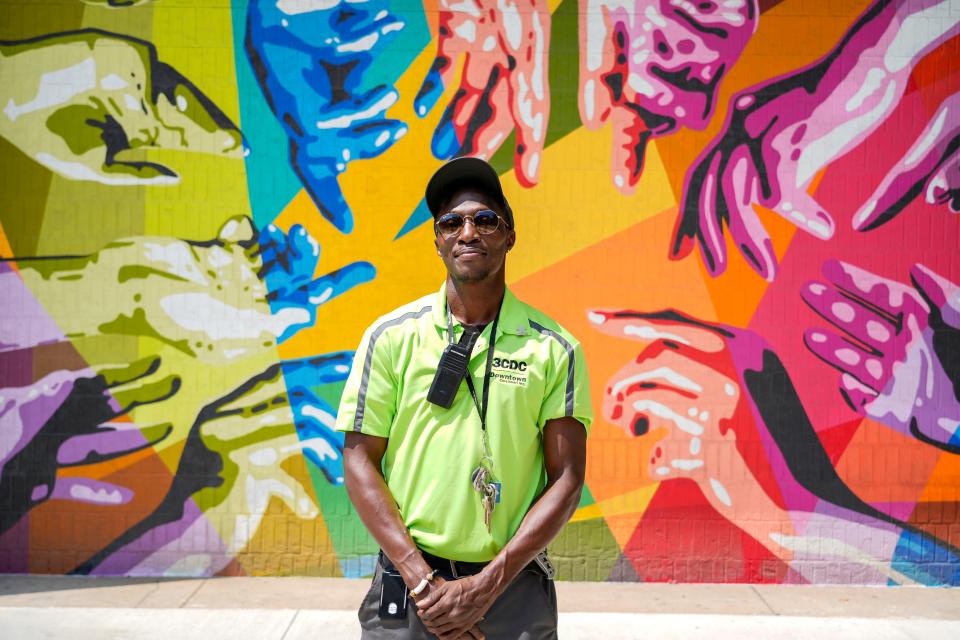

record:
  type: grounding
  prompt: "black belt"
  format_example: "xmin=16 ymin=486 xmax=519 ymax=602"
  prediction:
xmin=379 ymin=550 xmax=544 ymax=580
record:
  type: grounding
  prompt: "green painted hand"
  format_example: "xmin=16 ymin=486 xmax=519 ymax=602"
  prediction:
xmin=0 ymin=28 xmax=244 ymax=184
xmin=16 ymin=216 xmax=358 ymax=364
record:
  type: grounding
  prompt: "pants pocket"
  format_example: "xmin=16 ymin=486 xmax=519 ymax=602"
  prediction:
xmin=358 ymin=563 xmax=383 ymax=629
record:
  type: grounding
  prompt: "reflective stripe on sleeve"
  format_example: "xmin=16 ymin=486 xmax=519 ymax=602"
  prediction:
xmin=528 ymin=319 xmax=576 ymax=417
xmin=354 ymin=304 xmax=433 ymax=432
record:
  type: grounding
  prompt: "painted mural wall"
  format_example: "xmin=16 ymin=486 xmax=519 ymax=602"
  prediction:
xmin=0 ymin=0 xmax=958 ymax=584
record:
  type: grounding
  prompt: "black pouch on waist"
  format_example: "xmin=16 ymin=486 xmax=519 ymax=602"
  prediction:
xmin=379 ymin=569 xmax=409 ymax=619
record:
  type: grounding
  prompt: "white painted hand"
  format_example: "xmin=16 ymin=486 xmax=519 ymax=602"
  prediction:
xmin=13 ymin=217 xmax=373 ymax=364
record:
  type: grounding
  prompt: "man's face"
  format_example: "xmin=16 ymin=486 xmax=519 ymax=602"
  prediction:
xmin=434 ymin=188 xmax=515 ymax=284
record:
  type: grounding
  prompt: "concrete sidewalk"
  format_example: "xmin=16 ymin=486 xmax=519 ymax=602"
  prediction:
xmin=1 ymin=575 xmax=958 ymax=639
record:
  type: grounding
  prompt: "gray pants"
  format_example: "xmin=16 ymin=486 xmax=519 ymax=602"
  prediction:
xmin=358 ymin=561 xmax=558 ymax=639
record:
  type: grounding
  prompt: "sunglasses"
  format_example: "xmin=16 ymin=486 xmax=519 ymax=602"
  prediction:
xmin=434 ymin=210 xmax=505 ymax=239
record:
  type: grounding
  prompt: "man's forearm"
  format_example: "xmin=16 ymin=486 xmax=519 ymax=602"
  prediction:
xmin=343 ymin=445 xmax=433 ymax=588
xmin=480 ymin=467 xmax=583 ymax=595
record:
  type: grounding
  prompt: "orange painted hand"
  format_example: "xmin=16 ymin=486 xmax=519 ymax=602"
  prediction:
xmin=588 ymin=308 xmax=960 ymax=584
xmin=588 ymin=307 xmax=911 ymax=529
xmin=588 ymin=309 xmax=755 ymax=514
xmin=415 ymin=0 xmax=550 ymax=185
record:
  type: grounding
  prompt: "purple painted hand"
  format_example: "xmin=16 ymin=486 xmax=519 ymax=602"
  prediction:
xmin=75 ymin=358 xmax=347 ymax=576
xmin=854 ymin=91 xmax=960 ymax=230
xmin=0 ymin=356 xmax=178 ymax=535
xmin=802 ymin=261 xmax=960 ymax=453
xmin=579 ymin=0 xmax=757 ymax=193
xmin=673 ymin=0 xmax=960 ymax=280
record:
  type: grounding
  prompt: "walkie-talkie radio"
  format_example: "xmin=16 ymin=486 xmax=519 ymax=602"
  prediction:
xmin=426 ymin=341 xmax=472 ymax=408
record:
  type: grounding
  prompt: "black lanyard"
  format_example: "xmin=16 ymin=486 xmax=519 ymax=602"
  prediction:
xmin=447 ymin=304 xmax=501 ymax=432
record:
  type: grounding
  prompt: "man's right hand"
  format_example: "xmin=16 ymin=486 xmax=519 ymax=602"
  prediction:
xmin=414 ymin=575 xmax=487 ymax=640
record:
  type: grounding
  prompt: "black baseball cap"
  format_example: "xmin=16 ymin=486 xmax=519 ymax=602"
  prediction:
xmin=425 ymin=157 xmax=514 ymax=229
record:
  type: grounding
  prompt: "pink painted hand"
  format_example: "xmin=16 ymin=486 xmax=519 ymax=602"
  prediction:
xmin=588 ymin=307 xmax=956 ymax=584
xmin=587 ymin=307 xmax=905 ymax=521
xmin=415 ymin=0 xmax=550 ymax=185
xmin=579 ymin=0 xmax=757 ymax=193
xmin=673 ymin=0 xmax=960 ymax=280
xmin=802 ymin=261 xmax=960 ymax=453
xmin=854 ymin=91 xmax=960 ymax=231
xmin=587 ymin=309 xmax=777 ymax=519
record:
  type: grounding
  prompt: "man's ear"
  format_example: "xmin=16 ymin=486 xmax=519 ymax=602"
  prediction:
xmin=435 ymin=236 xmax=441 ymax=255
xmin=506 ymin=230 xmax=516 ymax=252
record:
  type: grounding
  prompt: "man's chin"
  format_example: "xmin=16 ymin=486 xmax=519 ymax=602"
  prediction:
xmin=451 ymin=269 xmax=492 ymax=284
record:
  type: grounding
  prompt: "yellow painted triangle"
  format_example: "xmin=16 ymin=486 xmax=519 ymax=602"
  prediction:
xmin=501 ymin=124 xmax=677 ymax=284
xmin=572 ymin=484 xmax=658 ymax=522
xmin=571 ymin=484 xmax=659 ymax=549
xmin=0 ymin=220 xmax=16 ymax=271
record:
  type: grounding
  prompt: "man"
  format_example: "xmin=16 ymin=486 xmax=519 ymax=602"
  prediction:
xmin=336 ymin=157 xmax=592 ymax=639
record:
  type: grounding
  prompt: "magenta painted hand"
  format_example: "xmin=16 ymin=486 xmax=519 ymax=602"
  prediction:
xmin=0 ymin=356 xmax=178 ymax=535
xmin=579 ymin=0 xmax=757 ymax=193
xmin=854 ymin=92 xmax=960 ymax=230
xmin=802 ymin=261 xmax=960 ymax=453
xmin=414 ymin=0 xmax=550 ymax=185
xmin=673 ymin=0 xmax=960 ymax=280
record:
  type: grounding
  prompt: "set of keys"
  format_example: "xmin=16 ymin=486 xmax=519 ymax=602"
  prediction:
xmin=471 ymin=465 xmax=500 ymax=533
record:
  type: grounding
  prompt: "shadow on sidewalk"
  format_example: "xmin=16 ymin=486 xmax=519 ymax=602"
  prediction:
xmin=0 ymin=574 xmax=194 ymax=597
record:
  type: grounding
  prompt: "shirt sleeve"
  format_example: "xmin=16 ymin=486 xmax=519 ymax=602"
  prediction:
xmin=538 ymin=336 xmax=593 ymax=433
xmin=335 ymin=323 xmax=397 ymax=437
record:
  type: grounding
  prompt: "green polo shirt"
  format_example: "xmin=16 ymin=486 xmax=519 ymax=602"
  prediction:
xmin=335 ymin=283 xmax=592 ymax=562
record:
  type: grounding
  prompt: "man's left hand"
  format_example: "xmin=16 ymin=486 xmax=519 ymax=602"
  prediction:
xmin=415 ymin=574 xmax=493 ymax=639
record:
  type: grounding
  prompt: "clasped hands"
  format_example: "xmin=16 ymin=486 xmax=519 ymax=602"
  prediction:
xmin=411 ymin=572 xmax=495 ymax=640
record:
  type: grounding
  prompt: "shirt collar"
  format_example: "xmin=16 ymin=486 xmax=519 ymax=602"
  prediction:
xmin=432 ymin=281 xmax=529 ymax=337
